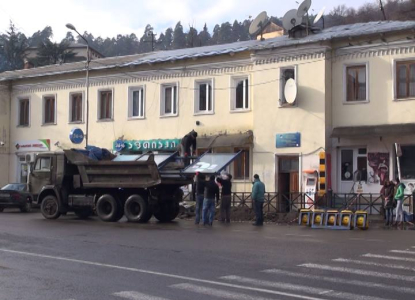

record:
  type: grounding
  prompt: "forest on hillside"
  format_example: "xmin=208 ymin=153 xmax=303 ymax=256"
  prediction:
xmin=0 ymin=0 xmax=414 ymax=72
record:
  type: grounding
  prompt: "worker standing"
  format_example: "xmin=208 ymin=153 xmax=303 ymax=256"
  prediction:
xmin=179 ymin=130 xmax=197 ymax=167
xmin=216 ymin=173 xmax=233 ymax=223
xmin=203 ymin=175 xmax=219 ymax=226
xmin=252 ymin=174 xmax=265 ymax=226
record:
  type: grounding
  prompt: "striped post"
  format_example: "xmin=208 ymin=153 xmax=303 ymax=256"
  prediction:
xmin=319 ymin=151 xmax=326 ymax=196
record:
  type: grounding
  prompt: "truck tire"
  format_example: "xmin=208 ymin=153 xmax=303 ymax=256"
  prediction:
xmin=41 ymin=195 xmax=61 ymax=220
xmin=154 ymin=203 xmax=180 ymax=222
xmin=96 ymin=194 xmax=121 ymax=222
xmin=20 ymin=202 xmax=32 ymax=213
xmin=124 ymin=195 xmax=151 ymax=223
xmin=74 ymin=208 xmax=93 ymax=219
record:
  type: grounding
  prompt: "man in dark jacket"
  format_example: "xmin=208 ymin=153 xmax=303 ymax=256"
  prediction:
xmin=194 ymin=172 xmax=206 ymax=225
xmin=252 ymin=174 xmax=265 ymax=226
xmin=203 ymin=175 xmax=219 ymax=226
xmin=382 ymin=179 xmax=395 ymax=226
xmin=179 ymin=130 xmax=197 ymax=166
xmin=216 ymin=174 xmax=232 ymax=223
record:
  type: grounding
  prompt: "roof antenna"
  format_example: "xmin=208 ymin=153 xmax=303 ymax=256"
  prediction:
xmin=379 ymin=0 xmax=387 ymax=21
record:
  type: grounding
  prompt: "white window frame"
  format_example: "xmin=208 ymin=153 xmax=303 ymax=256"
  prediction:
xmin=128 ymin=86 xmax=145 ymax=119
xmin=230 ymin=75 xmax=250 ymax=112
xmin=160 ymin=83 xmax=179 ymax=118
xmin=17 ymin=96 xmax=30 ymax=127
xmin=194 ymin=79 xmax=214 ymax=115
xmin=42 ymin=94 xmax=57 ymax=125
xmin=392 ymin=58 xmax=415 ymax=102
xmin=279 ymin=65 xmax=298 ymax=108
xmin=97 ymin=88 xmax=114 ymax=122
xmin=343 ymin=62 xmax=370 ymax=104
xmin=68 ymin=91 xmax=85 ymax=124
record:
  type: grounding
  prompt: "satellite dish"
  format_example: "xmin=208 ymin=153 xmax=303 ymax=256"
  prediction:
xmin=284 ymin=78 xmax=297 ymax=104
xmin=249 ymin=11 xmax=269 ymax=36
xmin=282 ymin=9 xmax=302 ymax=31
xmin=313 ymin=6 xmax=326 ymax=25
xmin=297 ymin=0 xmax=312 ymax=18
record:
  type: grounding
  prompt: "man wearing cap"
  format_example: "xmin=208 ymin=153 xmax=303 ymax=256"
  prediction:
xmin=179 ymin=130 xmax=198 ymax=167
xmin=252 ymin=174 xmax=265 ymax=226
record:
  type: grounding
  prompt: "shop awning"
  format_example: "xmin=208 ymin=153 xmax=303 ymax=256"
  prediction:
xmin=331 ymin=123 xmax=415 ymax=138
xmin=197 ymin=131 xmax=253 ymax=149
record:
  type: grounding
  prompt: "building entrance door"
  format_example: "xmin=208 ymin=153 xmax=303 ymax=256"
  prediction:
xmin=277 ymin=156 xmax=299 ymax=212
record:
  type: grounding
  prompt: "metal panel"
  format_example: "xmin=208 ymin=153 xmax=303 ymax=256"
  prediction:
xmin=182 ymin=152 xmax=242 ymax=175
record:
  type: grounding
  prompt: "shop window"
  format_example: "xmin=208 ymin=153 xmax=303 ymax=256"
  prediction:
xmin=98 ymin=90 xmax=113 ymax=120
xmin=194 ymin=80 xmax=213 ymax=114
xmin=279 ymin=67 xmax=297 ymax=107
xmin=161 ymin=84 xmax=178 ymax=117
xmin=43 ymin=95 xmax=56 ymax=125
xmin=234 ymin=148 xmax=250 ymax=180
xmin=34 ymin=157 xmax=51 ymax=171
xmin=346 ymin=65 xmax=367 ymax=102
xmin=357 ymin=156 xmax=368 ymax=182
xmin=231 ymin=77 xmax=249 ymax=111
xmin=396 ymin=60 xmax=415 ymax=99
xmin=18 ymin=98 xmax=30 ymax=126
xmin=70 ymin=93 xmax=83 ymax=123
xmin=399 ymin=145 xmax=415 ymax=180
xmin=341 ymin=149 xmax=353 ymax=181
xmin=128 ymin=86 xmax=145 ymax=119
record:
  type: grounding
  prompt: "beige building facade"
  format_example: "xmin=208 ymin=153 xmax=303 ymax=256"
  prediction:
xmin=1 ymin=21 xmax=415 ymax=198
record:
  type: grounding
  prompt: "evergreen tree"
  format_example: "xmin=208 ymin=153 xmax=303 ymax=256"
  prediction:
xmin=62 ymin=32 xmax=75 ymax=43
xmin=138 ymin=24 xmax=155 ymax=53
xmin=35 ymin=40 xmax=76 ymax=66
xmin=198 ymin=23 xmax=211 ymax=47
xmin=186 ymin=26 xmax=199 ymax=48
xmin=172 ymin=22 xmax=186 ymax=49
xmin=218 ymin=22 xmax=232 ymax=44
xmin=0 ymin=22 xmax=28 ymax=72
xmin=210 ymin=24 xmax=220 ymax=45
xmin=28 ymin=26 xmax=53 ymax=47
xmin=163 ymin=28 xmax=173 ymax=50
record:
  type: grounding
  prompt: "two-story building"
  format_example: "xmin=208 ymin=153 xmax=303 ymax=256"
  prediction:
xmin=0 ymin=21 xmax=414 ymax=198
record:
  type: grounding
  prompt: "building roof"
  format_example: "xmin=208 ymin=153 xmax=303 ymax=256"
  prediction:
xmin=1 ymin=21 xmax=415 ymax=82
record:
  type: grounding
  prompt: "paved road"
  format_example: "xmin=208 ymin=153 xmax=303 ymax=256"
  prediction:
xmin=0 ymin=209 xmax=415 ymax=300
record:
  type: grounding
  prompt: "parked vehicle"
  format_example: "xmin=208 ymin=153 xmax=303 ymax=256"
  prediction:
xmin=29 ymin=150 xmax=239 ymax=223
xmin=0 ymin=183 xmax=32 ymax=212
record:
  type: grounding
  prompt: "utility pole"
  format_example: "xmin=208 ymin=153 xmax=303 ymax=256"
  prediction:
xmin=379 ymin=0 xmax=387 ymax=21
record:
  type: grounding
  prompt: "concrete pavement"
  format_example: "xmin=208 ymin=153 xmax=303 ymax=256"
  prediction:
xmin=0 ymin=209 xmax=415 ymax=300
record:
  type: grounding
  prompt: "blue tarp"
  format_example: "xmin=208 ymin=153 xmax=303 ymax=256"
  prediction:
xmin=73 ymin=146 xmax=113 ymax=161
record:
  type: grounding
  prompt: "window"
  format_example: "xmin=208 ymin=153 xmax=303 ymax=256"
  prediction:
xmin=279 ymin=67 xmax=297 ymax=106
xmin=18 ymin=98 xmax=29 ymax=126
xmin=234 ymin=148 xmax=250 ymax=180
xmin=231 ymin=77 xmax=249 ymax=110
xmin=128 ymin=87 xmax=145 ymax=118
xmin=399 ymin=145 xmax=415 ymax=180
xmin=98 ymin=90 xmax=113 ymax=120
xmin=43 ymin=95 xmax=56 ymax=124
xmin=34 ymin=157 xmax=51 ymax=171
xmin=195 ymin=81 xmax=213 ymax=114
xmin=396 ymin=61 xmax=415 ymax=99
xmin=161 ymin=84 xmax=178 ymax=117
xmin=346 ymin=65 xmax=367 ymax=102
xmin=70 ymin=93 xmax=83 ymax=123
xmin=341 ymin=149 xmax=353 ymax=181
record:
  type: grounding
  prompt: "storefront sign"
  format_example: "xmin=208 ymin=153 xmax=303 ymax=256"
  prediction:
xmin=69 ymin=128 xmax=85 ymax=144
xmin=276 ymin=132 xmax=301 ymax=148
xmin=15 ymin=139 xmax=50 ymax=152
xmin=113 ymin=139 xmax=181 ymax=152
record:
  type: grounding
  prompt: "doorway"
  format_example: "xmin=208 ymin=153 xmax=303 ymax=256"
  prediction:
xmin=276 ymin=155 xmax=299 ymax=212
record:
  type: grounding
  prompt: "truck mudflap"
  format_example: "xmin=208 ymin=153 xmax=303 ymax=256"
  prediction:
xmin=63 ymin=150 xmax=161 ymax=189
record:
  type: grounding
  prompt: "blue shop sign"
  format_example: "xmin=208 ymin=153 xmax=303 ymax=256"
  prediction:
xmin=69 ymin=128 xmax=85 ymax=144
xmin=276 ymin=132 xmax=301 ymax=148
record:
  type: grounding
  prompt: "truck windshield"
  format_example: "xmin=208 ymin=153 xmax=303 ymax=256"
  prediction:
xmin=34 ymin=157 xmax=51 ymax=171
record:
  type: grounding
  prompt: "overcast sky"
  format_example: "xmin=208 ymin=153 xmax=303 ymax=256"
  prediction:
xmin=0 ymin=0 xmax=371 ymax=41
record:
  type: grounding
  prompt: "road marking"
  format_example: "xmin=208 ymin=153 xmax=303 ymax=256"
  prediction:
xmin=222 ymin=275 xmax=392 ymax=300
xmin=333 ymin=258 xmax=415 ymax=272
xmin=299 ymin=263 xmax=415 ymax=282
xmin=113 ymin=291 xmax=169 ymax=300
xmin=0 ymin=248 xmax=324 ymax=300
xmin=171 ymin=283 xmax=275 ymax=300
xmin=363 ymin=253 xmax=415 ymax=263
xmin=285 ymin=234 xmax=314 ymax=237
xmin=390 ymin=250 xmax=415 ymax=255
xmin=349 ymin=238 xmax=383 ymax=242
xmin=263 ymin=269 xmax=415 ymax=295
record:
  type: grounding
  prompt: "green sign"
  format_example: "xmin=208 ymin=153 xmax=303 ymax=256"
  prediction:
xmin=113 ymin=139 xmax=181 ymax=152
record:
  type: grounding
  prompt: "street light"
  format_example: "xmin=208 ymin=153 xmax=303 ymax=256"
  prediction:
xmin=66 ymin=23 xmax=90 ymax=147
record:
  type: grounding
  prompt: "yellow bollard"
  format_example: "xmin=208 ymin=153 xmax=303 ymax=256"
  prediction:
xmin=354 ymin=210 xmax=369 ymax=230
xmin=326 ymin=210 xmax=339 ymax=226
xmin=311 ymin=209 xmax=325 ymax=228
xmin=299 ymin=209 xmax=312 ymax=226
xmin=340 ymin=210 xmax=354 ymax=229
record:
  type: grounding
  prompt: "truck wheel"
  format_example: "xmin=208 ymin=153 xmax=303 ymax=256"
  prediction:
xmin=96 ymin=194 xmax=121 ymax=222
xmin=154 ymin=203 xmax=179 ymax=222
xmin=41 ymin=195 xmax=61 ymax=220
xmin=74 ymin=209 xmax=93 ymax=219
xmin=124 ymin=195 xmax=151 ymax=223
xmin=20 ymin=202 xmax=32 ymax=213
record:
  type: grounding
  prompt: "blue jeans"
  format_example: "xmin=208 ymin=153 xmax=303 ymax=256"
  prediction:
xmin=254 ymin=200 xmax=264 ymax=225
xmin=195 ymin=194 xmax=204 ymax=224
xmin=203 ymin=198 xmax=215 ymax=225
xmin=385 ymin=208 xmax=393 ymax=224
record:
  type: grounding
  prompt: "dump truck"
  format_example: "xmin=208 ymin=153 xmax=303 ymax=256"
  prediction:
xmin=29 ymin=149 xmax=240 ymax=222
